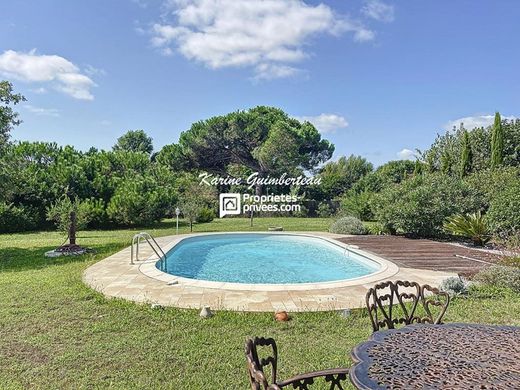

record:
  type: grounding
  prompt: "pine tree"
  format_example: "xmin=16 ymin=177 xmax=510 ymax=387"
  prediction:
xmin=491 ymin=112 xmax=504 ymax=169
xmin=460 ymin=130 xmax=472 ymax=177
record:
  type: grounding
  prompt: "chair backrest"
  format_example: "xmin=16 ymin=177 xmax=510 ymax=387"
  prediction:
xmin=245 ymin=337 xmax=278 ymax=390
xmin=420 ymin=284 xmax=450 ymax=324
xmin=366 ymin=280 xmax=450 ymax=332
xmin=366 ymin=280 xmax=421 ymax=332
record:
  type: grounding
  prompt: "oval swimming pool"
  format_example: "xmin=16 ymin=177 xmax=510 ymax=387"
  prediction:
xmin=156 ymin=233 xmax=380 ymax=284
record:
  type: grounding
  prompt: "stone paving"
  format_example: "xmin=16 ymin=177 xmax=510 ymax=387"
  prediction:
xmin=83 ymin=232 xmax=456 ymax=312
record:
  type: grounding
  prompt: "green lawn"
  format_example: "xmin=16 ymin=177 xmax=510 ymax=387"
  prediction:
xmin=0 ymin=218 xmax=519 ymax=389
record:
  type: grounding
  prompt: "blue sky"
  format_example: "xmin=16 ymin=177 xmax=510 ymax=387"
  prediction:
xmin=1 ymin=0 xmax=519 ymax=165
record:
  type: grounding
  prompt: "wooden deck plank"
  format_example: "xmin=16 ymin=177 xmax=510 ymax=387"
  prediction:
xmin=337 ymin=235 xmax=499 ymax=275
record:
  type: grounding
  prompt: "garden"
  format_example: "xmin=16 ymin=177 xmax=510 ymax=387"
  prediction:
xmin=1 ymin=80 xmax=520 ymax=388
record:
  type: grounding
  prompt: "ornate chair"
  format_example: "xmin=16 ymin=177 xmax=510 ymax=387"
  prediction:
xmin=245 ymin=337 xmax=350 ymax=390
xmin=365 ymin=280 xmax=450 ymax=332
xmin=419 ymin=284 xmax=450 ymax=324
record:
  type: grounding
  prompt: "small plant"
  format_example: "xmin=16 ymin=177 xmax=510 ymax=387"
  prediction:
xmin=329 ymin=216 xmax=367 ymax=235
xmin=196 ymin=207 xmax=216 ymax=223
xmin=473 ymin=265 xmax=520 ymax=293
xmin=365 ymin=222 xmax=391 ymax=235
xmin=47 ymin=197 xmax=90 ymax=236
xmin=46 ymin=196 xmax=92 ymax=254
xmin=443 ymin=211 xmax=490 ymax=246
xmin=439 ymin=276 xmax=469 ymax=296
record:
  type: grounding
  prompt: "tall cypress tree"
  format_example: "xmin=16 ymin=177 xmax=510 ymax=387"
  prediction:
xmin=491 ymin=112 xmax=504 ymax=169
xmin=460 ymin=130 xmax=472 ymax=177
xmin=440 ymin=151 xmax=452 ymax=174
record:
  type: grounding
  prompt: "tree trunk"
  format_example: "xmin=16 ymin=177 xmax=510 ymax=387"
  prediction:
xmin=190 ymin=219 xmax=193 ymax=232
xmin=250 ymin=210 xmax=254 ymax=227
xmin=255 ymin=171 xmax=265 ymax=196
xmin=69 ymin=211 xmax=77 ymax=245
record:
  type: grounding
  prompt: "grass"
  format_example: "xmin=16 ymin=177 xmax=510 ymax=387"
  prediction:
xmin=1 ymin=217 xmax=519 ymax=389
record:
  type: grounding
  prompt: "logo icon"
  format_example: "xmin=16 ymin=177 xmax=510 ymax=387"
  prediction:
xmin=219 ymin=193 xmax=241 ymax=218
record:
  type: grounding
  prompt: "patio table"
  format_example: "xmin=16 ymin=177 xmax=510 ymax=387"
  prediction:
xmin=349 ymin=323 xmax=520 ymax=389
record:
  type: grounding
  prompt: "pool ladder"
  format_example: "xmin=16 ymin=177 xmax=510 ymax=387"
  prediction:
xmin=344 ymin=245 xmax=350 ymax=258
xmin=130 ymin=232 xmax=167 ymax=267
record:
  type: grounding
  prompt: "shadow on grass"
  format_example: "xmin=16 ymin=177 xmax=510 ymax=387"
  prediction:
xmin=0 ymin=243 xmax=125 ymax=273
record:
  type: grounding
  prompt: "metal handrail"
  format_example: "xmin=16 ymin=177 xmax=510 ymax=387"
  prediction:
xmin=130 ymin=232 xmax=167 ymax=265
xmin=344 ymin=245 xmax=350 ymax=258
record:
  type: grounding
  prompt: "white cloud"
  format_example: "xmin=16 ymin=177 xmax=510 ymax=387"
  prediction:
xmin=254 ymin=63 xmax=301 ymax=81
xmin=150 ymin=0 xmax=375 ymax=79
xmin=397 ymin=148 xmax=416 ymax=160
xmin=362 ymin=0 xmax=395 ymax=23
xmin=84 ymin=64 xmax=106 ymax=77
xmin=296 ymin=113 xmax=348 ymax=134
xmin=100 ymin=120 xmax=112 ymax=126
xmin=30 ymin=87 xmax=47 ymax=94
xmin=444 ymin=114 xmax=518 ymax=131
xmin=24 ymin=104 xmax=60 ymax=117
xmin=0 ymin=49 xmax=96 ymax=100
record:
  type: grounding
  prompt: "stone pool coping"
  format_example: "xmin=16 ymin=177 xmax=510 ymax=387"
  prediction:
xmin=83 ymin=232 xmax=457 ymax=312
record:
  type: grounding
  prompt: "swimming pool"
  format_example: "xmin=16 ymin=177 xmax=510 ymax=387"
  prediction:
xmin=156 ymin=233 xmax=380 ymax=284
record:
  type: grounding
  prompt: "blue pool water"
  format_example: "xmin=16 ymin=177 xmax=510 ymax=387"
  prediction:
xmin=157 ymin=234 xmax=380 ymax=284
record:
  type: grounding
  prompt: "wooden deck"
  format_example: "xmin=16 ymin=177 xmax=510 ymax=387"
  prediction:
xmin=337 ymin=235 xmax=499 ymax=275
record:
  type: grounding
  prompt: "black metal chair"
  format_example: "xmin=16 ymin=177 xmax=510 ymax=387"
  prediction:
xmin=245 ymin=337 xmax=350 ymax=390
xmin=365 ymin=280 xmax=450 ymax=332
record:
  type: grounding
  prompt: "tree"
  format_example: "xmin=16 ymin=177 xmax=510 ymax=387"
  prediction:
xmin=491 ymin=112 xmax=504 ymax=169
xmin=158 ymin=106 xmax=334 ymax=195
xmin=46 ymin=196 xmax=91 ymax=250
xmin=352 ymin=160 xmax=415 ymax=194
xmin=460 ymin=130 xmax=472 ymax=177
xmin=317 ymin=155 xmax=373 ymax=199
xmin=177 ymin=176 xmax=218 ymax=232
xmin=178 ymin=198 xmax=203 ymax=232
xmin=113 ymin=130 xmax=153 ymax=154
xmin=0 ymin=81 xmax=26 ymax=146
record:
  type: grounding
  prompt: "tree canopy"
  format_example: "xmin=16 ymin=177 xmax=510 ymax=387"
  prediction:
xmin=158 ymin=106 xmax=334 ymax=194
xmin=0 ymin=81 xmax=25 ymax=146
xmin=316 ymin=155 xmax=373 ymax=199
xmin=113 ymin=130 xmax=154 ymax=154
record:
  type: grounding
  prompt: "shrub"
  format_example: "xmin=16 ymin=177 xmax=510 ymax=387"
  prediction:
xmin=352 ymin=160 xmax=416 ymax=193
xmin=373 ymin=174 xmax=483 ymax=237
xmin=0 ymin=202 xmax=38 ymax=233
xmin=439 ymin=276 xmax=469 ymax=296
xmin=365 ymin=221 xmax=391 ymax=235
xmin=487 ymin=177 xmax=520 ymax=235
xmin=317 ymin=202 xmax=334 ymax=218
xmin=443 ymin=211 xmax=490 ymax=246
xmin=196 ymin=207 xmax=215 ymax=223
xmin=473 ymin=265 xmax=520 ymax=293
xmin=292 ymin=204 xmax=309 ymax=218
xmin=467 ymin=283 xmax=517 ymax=299
xmin=107 ymin=177 xmax=175 ymax=226
xmin=464 ymin=167 xmax=518 ymax=206
xmin=495 ymin=232 xmax=520 ymax=267
xmin=340 ymin=191 xmax=373 ymax=221
xmin=80 ymin=198 xmax=108 ymax=228
xmin=329 ymin=216 xmax=367 ymax=235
